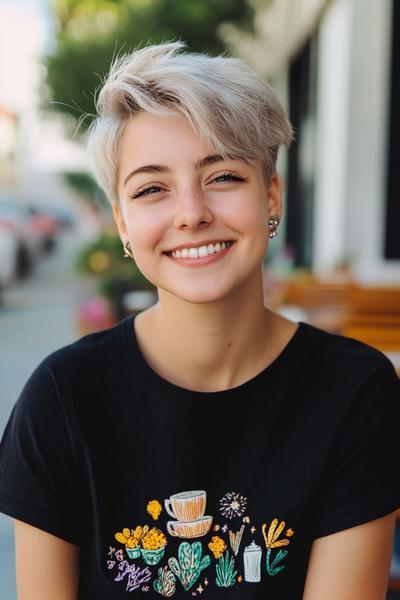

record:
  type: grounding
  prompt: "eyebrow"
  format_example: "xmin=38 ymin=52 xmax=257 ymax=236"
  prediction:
xmin=123 ymin=154 xmax=246 ymax=187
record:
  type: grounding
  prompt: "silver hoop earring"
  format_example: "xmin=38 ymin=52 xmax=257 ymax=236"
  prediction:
xmin=123 ymin=241 xmax=133 ymax=259
xmin=268 ymin=215 xmax=280 ymax=239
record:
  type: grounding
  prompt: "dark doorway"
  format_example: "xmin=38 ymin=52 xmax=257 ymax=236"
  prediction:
xmin=286 ymin=34 xmax=318 ymax=268
xmin=385 ymin=0 xmax=400 ymax=259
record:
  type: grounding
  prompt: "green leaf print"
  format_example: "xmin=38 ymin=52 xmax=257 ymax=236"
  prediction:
xmin=215 ymin=551 xmax=237 ymax=587
xmin=266 ymin=548 xmax=288 ymax=576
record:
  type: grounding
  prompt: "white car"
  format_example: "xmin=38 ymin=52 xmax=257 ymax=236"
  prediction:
xmin=0 ymin=222 xmax=18 ymax=288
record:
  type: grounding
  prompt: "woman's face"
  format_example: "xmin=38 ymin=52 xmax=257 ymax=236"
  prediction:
xmin=114 ymin=111 xmax=282 ymax=304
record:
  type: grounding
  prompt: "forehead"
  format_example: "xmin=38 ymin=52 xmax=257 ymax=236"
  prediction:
xmin=119 ymin=112 xmax=212 ymax=166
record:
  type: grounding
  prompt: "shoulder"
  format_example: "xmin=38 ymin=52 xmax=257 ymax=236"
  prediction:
xmin=39 ymin=316 xmax=130 ymax=378
xmin=298 ymin=320 xmax=398 ymax=387
xmin=15 ymin=317 xmax=132 ymax=412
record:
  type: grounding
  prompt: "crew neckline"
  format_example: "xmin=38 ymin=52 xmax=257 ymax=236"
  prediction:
xmin=122 ymin=313 xmax=309 ymax=403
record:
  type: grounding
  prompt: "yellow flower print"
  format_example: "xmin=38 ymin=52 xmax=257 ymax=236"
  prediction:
xmin=208 ymin=536 xmax=227 ymax=559
xmin=147 ymin=499 xmax=162 ymax=520
xmin=141 ymin=527 xmax=167 ymax=550
xmin=262 ymin=518 xmax=291 ymax=549
xmin=114 ymin=525 xmax=149 ymax=549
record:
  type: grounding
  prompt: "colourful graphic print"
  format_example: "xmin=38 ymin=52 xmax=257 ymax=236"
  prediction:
xmin=106 ymin=490 xmax=295 ymax=594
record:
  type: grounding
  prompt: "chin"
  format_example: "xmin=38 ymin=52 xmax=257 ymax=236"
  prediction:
xmin=158 ymin=282 xmax=235 ymax=305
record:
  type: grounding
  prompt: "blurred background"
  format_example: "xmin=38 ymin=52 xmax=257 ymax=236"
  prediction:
xmin=0 ymin=0 xmax=399 ymax=597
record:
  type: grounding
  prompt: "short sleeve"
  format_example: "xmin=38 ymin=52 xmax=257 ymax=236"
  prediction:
xmin=0 ymin=360 xmax=81 ymax=545
xmin=312 ymin=356 xmax=400 ymax=539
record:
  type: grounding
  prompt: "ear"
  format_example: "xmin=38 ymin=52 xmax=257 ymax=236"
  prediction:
xmin=111 ymin=202 xmax=128 ymax=243
xmin=266 ymin=172 xmax=283 ymax=218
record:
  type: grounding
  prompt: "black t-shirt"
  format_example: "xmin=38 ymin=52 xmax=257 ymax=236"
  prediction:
xmin=1 ymin=314 xmax=400 ymax=599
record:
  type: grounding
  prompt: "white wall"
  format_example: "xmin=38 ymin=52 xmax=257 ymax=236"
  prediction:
xmin=313 ymin=0 xmax=352 ymax=275
xmin=345 ymin=0 xmax=398 ymax=282
xmin=313 ymin=0 xmax=399 ymax=282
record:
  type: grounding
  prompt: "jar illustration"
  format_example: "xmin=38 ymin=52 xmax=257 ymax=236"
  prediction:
xmin=243 ymin=541 xmax=262 ymax=582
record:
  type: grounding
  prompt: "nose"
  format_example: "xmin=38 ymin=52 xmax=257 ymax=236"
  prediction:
xmin=172 ymin=185 xmax=214 ymax=230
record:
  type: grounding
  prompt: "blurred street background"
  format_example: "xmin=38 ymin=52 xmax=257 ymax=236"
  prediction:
xmin=0 ymin=0 xmax=399 ymax=598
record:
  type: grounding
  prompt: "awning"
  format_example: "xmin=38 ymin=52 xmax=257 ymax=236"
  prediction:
xmin=220 ymin=0 xmax=334 ymax=78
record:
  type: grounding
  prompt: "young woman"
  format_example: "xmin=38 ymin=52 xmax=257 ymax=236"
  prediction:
xmin=0 ymin=41 xmax=399 ymax=600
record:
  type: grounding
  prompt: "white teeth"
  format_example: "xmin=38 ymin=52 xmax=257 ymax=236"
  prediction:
xmin=170 ymin=241 xmax=232 ymax=258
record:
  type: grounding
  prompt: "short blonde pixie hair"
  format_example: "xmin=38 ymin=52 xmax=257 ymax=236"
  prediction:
xmin=88 ymin=41 xmax=294 ymax=204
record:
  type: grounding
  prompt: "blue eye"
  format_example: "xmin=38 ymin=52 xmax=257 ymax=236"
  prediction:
xmin=130 ymin=185 xmax=162 ymax=199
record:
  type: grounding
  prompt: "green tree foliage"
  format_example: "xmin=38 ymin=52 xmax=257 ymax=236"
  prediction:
xmin=46 ymin=0 xmax=254 ymax=130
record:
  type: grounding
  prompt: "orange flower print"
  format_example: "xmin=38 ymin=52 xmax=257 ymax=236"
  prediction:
xmin=147 ymin=499 xmax=162 ymax=520
xmin=285 ymin=528 xmax=294 ymax=537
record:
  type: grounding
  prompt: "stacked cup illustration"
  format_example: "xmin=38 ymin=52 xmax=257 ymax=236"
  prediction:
xmin=165 ymin=490 xmax=213 ymax=539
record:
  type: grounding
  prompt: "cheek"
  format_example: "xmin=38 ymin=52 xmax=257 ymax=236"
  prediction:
xmin=126 ymin=209 xmax=165 ymax=252
xmin=227 ymin=195 xmax=268 ymax=234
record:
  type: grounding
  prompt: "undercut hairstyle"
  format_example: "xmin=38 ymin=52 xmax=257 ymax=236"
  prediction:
xmin=87 ymin=40 xmax=294 ymax=204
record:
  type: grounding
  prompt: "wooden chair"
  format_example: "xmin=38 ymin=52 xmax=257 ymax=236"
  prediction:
xmin=340 ymin=286 xmax=400 ymax=354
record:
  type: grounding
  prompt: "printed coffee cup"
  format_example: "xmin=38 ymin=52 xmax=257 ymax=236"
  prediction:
xmin=164 ymin=490 xmax=206 ymax=522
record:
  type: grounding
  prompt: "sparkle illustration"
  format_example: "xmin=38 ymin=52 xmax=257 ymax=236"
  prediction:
xmin=219 ymin=492 xmax=248 ymax=519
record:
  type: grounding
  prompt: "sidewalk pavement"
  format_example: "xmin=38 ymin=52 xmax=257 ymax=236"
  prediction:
xmin=0 ymin=230 xmax=82 ymax=600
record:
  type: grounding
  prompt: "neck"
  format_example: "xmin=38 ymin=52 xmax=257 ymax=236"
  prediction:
xmin=135 ymin=269 xmax=289 ymax=392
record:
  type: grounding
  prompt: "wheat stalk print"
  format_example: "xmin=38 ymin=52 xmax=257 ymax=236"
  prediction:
xmin=229 ymin=524 xmax=245 ymax=555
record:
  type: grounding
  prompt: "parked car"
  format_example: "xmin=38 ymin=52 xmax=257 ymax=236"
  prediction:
xmin=26 ymin=205 xmax=59 ymax=252
xmin=39 ymin=204 xmax=75 ymax=230
xmin=0 ymin=197 xmax=42 ymax=278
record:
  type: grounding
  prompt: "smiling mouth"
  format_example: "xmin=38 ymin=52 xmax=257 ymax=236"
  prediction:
xmin=164 ymin=241 xmax=235 ymax=259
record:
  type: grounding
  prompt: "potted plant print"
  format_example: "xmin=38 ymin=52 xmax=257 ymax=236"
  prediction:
xmin=140 ymin=527 xmax=168 ymax=565
xmin=115 ymin=526 xmax=150 ymax=560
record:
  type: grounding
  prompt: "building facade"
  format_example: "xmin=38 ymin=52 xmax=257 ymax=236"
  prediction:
xmin=222 ymin=0 xmax=400 ymax=283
